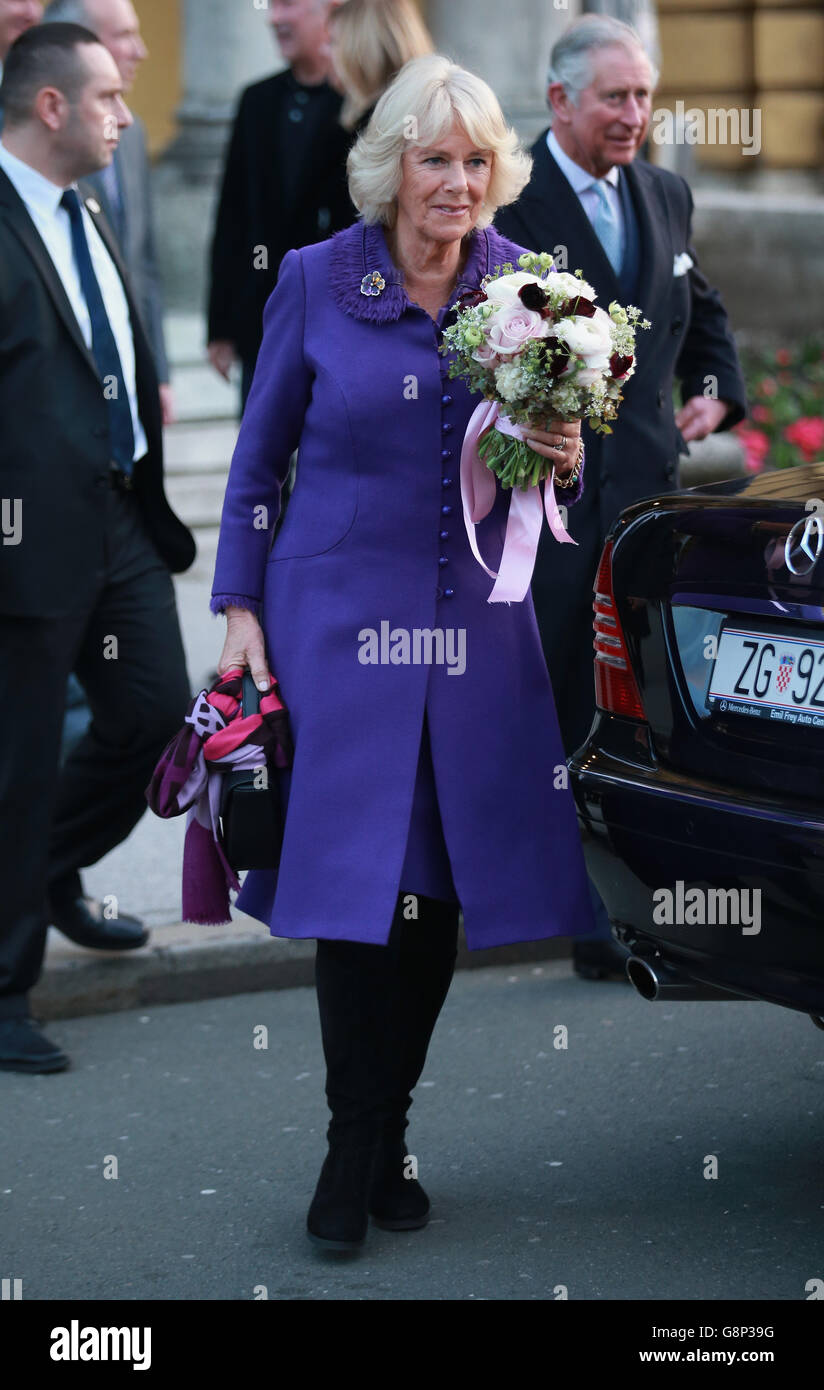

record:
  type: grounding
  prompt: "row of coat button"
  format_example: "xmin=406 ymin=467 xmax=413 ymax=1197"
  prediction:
xmin=438 ymin=392 xmax=454 ymax=598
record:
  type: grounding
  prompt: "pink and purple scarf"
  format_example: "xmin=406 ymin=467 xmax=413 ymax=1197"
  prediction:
xmin=145 ymin=667 xmax=293 ymax=925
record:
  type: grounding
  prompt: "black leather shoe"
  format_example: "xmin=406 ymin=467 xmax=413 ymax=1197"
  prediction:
xmin=0 ymin=1017 xmax=69 ymax=1073
xmin=48 ymin=896 xmax=149 ymax=951
xmin=369 ymin=1137 xmax=430 ymax=1231
xmin=573 ymin=939 xmax=631 ymax=981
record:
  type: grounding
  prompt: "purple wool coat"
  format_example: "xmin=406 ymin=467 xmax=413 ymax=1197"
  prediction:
xmin=210 ymin=218 xmax=597 ymax=948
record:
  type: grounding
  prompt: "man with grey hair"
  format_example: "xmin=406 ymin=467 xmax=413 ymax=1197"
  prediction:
xmin=497 ymin=15 xmax=746 ymax=979
xmin=43 ymin=0 xmax=173 ymax=421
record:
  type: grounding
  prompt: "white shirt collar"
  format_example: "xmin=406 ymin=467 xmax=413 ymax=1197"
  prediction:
xmin=546 ymin=128 xmax=619 ymax=192
xmin=0 ymin=140 xmax=76 ymax=219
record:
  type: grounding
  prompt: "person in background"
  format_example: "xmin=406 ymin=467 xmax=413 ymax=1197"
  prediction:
xmin=207 ymin=0 xmax=354 ymax=411
xmin=583 ymin=0 xmax=659 ymax=71
xmin=0 ymin=24 xmax=194 ymax=1072
xmin=0 ymin=0 xmax=42 ymax=110
xmin=496 ymin=16 xmax=746 ymax=980
xmin=43 ymin=0 xmax=174 ymax=423
xmin=326 ymin=0 xmax=433 ymax=134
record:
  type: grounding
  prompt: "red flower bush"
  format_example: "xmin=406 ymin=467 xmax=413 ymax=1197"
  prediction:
xmin=783 ymin=417 xmax=824 ymax=462
xmin=735 ymin=426 xmax=770 ymax=473
xmin=737 ymin=337 xmax=824 ymax=470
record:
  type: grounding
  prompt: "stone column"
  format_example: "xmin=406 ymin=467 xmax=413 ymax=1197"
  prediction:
xmin=165 ymin=0 xmax=281 ymax=182
xmin=424 ymin=0 xmax=583 ymax=143
xmin=155 ymin=0 xmax=282 ymax=310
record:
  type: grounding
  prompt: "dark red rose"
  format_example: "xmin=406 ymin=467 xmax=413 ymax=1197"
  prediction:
xmin=456 ymin=289 xmax=488 ymax=310
xmin=557 ymin=295 xmax=596 ymax=319
xmin=518 ymin=282 xmax=549 ymax=311
xmin=544 ymin=338 xmax=571 ymax=379
xmin=609 ymin=352 xmax=633 ymax=378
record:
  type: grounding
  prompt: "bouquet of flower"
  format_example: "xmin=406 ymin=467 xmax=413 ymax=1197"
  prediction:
xmin=441 ymin=250 xmax=650 ymax=490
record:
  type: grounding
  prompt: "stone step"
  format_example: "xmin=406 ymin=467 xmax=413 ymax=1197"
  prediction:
xmin=165 ymin=311 xmax=209 ymax=368
xmin=165 ymin=472 xmax=228 ymax=530
xmin=170 ymin=360 xmax=239 ymax=424
xmin=173 ymin=526 xmax=222 ymax=690
xmin=163 ymin=419 xmax=238 ymax=475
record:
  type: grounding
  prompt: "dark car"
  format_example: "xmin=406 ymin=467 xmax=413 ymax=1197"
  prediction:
xmin=569 ymin=462 xmax=824 ymax=1027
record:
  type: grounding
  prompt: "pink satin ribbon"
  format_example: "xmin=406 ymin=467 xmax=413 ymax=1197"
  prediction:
xmin=460 ymin=399 xmax=577 ymax=604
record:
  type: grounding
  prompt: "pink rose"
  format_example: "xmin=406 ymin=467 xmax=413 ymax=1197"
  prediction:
xmin=487 ymin=306 xmax=549 ymax=357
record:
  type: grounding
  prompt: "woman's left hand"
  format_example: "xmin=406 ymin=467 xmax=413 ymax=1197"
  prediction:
xmin=522 ymin=417 xmax=582 ymax=480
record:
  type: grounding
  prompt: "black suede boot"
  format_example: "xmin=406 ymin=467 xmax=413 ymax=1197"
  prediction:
xmin=368 ymin=895 xmax=459 ymax=1231
xmin=309 ymin=934 xmax=400 ymax=1251
xmin=306 ymin=1128 xmax=383 ymax=1250
xmin=368 ymin=1129 xmax=430 ymax=1230
xmin=309 ymin=898 xmax=459 ymax=1249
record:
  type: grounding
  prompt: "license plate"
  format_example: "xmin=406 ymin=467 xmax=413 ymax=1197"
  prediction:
xmin=708 ymin=626 xmax=824 ymax=725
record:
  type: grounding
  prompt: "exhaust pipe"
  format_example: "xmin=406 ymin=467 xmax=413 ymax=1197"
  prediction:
xmin=626 ymin=955 xmax=750 ymax=1002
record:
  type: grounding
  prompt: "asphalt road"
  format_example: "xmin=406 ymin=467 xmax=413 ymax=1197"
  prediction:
xmin=2 ymin=960 xmax=824 ymax=1302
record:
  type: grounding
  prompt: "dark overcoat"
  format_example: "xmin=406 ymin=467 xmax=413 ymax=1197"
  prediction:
xmin=207 ymin=71 xmax=355 ymax=365
xmin=211 ymin=219 xmax=596 ymax=948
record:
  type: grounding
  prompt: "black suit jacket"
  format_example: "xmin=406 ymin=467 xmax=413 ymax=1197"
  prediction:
xmin=496 ymin=134 xmax=747 ymax=537
xmin=207 ymin=70 xmax=355 ymax=364
xmin=0 ymin=167 xmax=195 ymax=619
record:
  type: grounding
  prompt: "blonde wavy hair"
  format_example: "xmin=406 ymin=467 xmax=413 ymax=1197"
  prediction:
xmin=347 ymin=54 xmax=533 ymax=230
xmin=329 ymin=0 xmax=434 ymax=132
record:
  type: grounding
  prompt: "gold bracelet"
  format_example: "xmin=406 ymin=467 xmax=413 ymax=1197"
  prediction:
xmin=555 ymin=437 xmax=584 ymax=488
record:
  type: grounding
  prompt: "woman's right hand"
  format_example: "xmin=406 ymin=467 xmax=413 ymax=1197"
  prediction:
xmin=217 ymin=607 xmax=272 ymax=691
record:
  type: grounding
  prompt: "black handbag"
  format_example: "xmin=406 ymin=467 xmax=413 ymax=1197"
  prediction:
xmin=219 ymin=671 xmax=285 ymax=871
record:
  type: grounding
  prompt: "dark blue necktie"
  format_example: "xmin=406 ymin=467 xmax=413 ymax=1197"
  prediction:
xmin=60 ymin=188 xmax=135 ymax=474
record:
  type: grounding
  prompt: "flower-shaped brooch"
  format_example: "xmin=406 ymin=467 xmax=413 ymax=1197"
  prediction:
xmin=360 ymin=270 xmax=386 ymax=297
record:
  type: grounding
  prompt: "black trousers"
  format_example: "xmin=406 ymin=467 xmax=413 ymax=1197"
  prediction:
xmin=0 ymin=485 xmax=191 ymax=1018
xmin=314 ymin=893 xmax=460 ymax=1143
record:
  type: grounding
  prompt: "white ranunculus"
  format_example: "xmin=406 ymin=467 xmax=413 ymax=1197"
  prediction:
xmin=555 ymin=310 xmax=613 ymax=370
xmin=591 ymin=305 xmax=615 ymax=334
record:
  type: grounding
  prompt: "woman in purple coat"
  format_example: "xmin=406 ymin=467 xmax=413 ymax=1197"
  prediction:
xmin=210 ymin=54 xmax=596 ymax=1251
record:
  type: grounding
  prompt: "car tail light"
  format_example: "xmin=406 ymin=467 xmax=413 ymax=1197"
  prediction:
xmin=593 ymin=541 xmax=646 ymax=720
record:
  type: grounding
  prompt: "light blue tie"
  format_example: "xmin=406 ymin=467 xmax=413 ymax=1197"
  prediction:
xmin=589 ymin=180 xmax=622 ymax=275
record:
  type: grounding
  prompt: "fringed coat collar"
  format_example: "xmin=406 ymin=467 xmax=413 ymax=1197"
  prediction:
xmin=329 ymin=218 xmax=524 ymax=324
